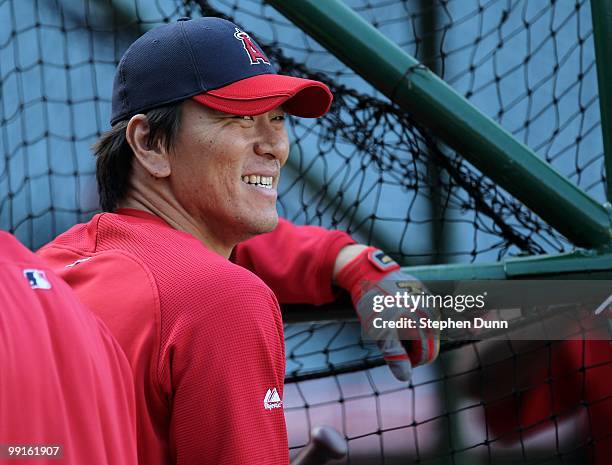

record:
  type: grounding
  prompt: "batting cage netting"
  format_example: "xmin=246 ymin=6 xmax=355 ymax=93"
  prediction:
xmin=1 ymin=0 xmax=610 ymax=464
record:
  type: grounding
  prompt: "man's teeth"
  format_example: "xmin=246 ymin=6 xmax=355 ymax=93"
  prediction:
xmin=242 ymin=175 xmax=273 ymax=189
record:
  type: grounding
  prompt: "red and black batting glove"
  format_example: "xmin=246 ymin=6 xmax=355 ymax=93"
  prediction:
xmin=336 ymin=247 xmax=440 ymax=381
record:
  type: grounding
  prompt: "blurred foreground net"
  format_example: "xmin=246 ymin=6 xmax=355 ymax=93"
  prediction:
xmin=286 ymin=324 xmax=611 ymax=464
xmin=1 ymin=0 xmax=610 ymax=463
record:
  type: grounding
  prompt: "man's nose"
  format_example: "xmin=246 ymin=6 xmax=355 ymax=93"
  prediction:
xmin=253 ymin=124 xmax=289 ymax=165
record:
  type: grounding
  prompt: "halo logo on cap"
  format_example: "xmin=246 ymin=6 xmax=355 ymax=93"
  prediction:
xmin=233 ymin=27 xmax=270 ymax=65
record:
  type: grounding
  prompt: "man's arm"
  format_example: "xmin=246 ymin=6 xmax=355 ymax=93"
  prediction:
xmin=233 ymin=219 xmax=439 ymax=381
xmin=332 ymin=244 xmax=369 ymax=280
xmin=232 ymin=218 xmax=355 ymax=305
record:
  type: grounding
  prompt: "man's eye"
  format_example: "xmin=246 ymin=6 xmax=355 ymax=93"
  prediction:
xmin=233 ymin=115 xmax=254 ymax=121
xmin=272 ymin=114 xmax=286 ymax=122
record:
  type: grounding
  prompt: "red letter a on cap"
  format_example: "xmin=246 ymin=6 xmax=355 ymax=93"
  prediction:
xmin=234 ymin=28 xmax=270 ymax=65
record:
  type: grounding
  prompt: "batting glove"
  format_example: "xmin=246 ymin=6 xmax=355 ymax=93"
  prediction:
xmin=336 ymin=247 xmax=440 ymax=381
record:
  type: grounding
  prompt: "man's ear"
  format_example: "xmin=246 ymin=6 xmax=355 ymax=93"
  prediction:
xmin=125 ymin=114 xmax=171 ymax=178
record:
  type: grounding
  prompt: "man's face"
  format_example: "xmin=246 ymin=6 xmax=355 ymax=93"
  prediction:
xmin=168 ymin=100 xmax=289 ymax=247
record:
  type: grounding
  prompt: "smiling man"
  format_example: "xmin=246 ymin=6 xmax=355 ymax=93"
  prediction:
xmin=38 ymin=17 xmax=325 ymax=465
xmin=120 ymin=100 xmax=289 ymax=257
xmin=37 ymin=17 xmax=438 ymax=465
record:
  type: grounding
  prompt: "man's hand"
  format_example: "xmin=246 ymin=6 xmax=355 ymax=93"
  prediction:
xmin=334 ymin=246 xmax=440 ymax=381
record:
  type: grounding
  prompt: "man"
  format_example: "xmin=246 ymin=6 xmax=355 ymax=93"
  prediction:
xmin=0 ymin=231 xmax=137 ymax=465
xmin=38 ymin=17 xmax=438 ymax=465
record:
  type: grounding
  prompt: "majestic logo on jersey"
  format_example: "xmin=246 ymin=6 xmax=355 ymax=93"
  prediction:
xmin=263 ymin=387 xmax=283 ymax=410
xmin=234 ymin=28 xmax=270 ymax=65
xmin=23 ymin=269 xmax=52 ymax=290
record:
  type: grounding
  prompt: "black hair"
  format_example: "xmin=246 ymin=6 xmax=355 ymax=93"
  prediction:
xmin=93 ymin=102 xmax=183 ymax=212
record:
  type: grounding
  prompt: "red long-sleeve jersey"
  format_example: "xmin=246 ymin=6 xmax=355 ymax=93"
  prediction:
xmin=37 ymin=209 xmax=354 ymax=465
xmin=0 ymin=231 xmax=137 ymax=465
xmin=233 ymin=216 xmax=355 ymax=305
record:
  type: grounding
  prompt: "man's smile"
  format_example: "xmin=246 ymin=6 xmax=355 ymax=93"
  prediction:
xmin=241 ymin=174 xmax=275 ymax=189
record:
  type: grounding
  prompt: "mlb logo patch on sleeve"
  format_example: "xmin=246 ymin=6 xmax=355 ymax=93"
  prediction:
xmin=23 ymin=269 xmax=52 ymax=290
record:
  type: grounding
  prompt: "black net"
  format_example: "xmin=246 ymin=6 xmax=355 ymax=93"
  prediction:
xmin=1 ymin=0 xmax=610 ymax=463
